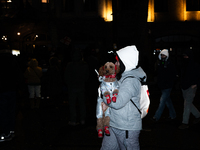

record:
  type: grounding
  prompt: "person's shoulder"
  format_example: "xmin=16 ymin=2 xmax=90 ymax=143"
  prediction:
xmin=78 ymin=61 xmax=89 ymax=68
xmin=120 ymin=74 xmax=139 ymax=84
xmin=38 ymin=66 xmax=42 ymax=70
xmin=26 ymin=66 xmax=31 ymax=70
xmin=79 ymin=60 xmax=88 ymax=65
xmin=120 ymin=76 xmax=140 ymax=91
xmin=35 ymin=66 xmax=42 ymax=71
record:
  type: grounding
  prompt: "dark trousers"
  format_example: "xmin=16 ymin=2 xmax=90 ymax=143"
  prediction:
xmin=0 ymin=91 xmax=16 ymax=135
xmin=68 ymin=90 xmax=86 ymax=122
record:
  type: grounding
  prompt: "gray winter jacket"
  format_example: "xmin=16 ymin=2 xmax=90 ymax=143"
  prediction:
xmin=103 ymin=46 xmax=146 ymax=131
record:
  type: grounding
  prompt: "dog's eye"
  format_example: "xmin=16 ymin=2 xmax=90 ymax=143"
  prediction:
xmin=110 ymin=66 xmax=113 ymax=68
xmin=105 ymin=66 xmax=107 ymax=69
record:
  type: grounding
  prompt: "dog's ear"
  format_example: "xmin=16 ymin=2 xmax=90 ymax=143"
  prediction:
xmin=98 ymin=66 xmax=104 ymax=76
xmin=115 ymin=65 xmax=120 ymax=74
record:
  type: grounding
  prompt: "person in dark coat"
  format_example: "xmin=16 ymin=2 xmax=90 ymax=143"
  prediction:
xmin=0 ymin=43 xmax=23 ymax=142
xmin=152 ymin=49 xmax=177 ymax=121
xmin=178 ymin=50 xmax=200 ymax=129
xmin=64 ymin=49 xmax=89 ymax=125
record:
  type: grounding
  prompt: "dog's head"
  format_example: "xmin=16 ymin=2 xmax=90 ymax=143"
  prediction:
xmin=98 ymin=62 xmax=120 ymax=77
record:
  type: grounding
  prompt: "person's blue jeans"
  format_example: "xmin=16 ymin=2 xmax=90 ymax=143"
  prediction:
xmin=0 ymin=91 xmax=16 ymax=135
xmin=154 ymin=88 xmax=176 ymax=121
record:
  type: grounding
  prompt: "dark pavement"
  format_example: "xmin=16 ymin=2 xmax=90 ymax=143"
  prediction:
xmin=1 ymin=82 xmax=200 ymax=150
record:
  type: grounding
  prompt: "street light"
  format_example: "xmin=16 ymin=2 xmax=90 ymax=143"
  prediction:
xmin=17 ymin=32 xmax=20 ymax=50
xmin=2 ymin=35 xmax=7 ymax=41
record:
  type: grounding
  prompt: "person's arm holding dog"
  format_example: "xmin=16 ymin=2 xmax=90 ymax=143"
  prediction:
xmin=105 ymin=77 xmax=140 ymax=109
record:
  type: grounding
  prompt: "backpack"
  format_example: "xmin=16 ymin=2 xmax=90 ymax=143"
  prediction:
xmin=122 ymin=76 xmax=150 ymax=119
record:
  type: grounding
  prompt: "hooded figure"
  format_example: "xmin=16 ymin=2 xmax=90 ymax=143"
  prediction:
xmin=152 ymin=49 xmax=177 ymax=122
xmin=158 ymin=49 xmax=169 ymax=61
xmin=101 ymin=45 xmax=146 ymax=150
xmin=156 ymin=49 xmax=177 ymax=90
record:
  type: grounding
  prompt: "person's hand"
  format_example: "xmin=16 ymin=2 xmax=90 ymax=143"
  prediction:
xmin=191 ymin=85 xmax=197 ymax=89
xmin=101 ymin=102 xmax=108 ymax=113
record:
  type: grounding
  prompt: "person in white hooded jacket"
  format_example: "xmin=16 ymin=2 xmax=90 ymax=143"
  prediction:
xmin=100 ymin=45 xmax=147 ymax=150
xmin=152 ymin=49 xmax=177 ymax=122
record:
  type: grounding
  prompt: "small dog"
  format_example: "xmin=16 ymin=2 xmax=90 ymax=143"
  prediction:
xmin=99 ymin=62 xmax=120 ymax=104
xmin=96 ymin=62 xmax=120 ymax=138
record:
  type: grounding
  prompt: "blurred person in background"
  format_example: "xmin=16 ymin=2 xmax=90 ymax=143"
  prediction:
xmin=152 ymin=49 xmax=177 ymax=122
xmin=24 ymin=58 xmax=42 ymax=109
xmin=178 ymin=50 xmax=200 ymax=129
xmin=64 ymin=49 xmax=89 ymax=126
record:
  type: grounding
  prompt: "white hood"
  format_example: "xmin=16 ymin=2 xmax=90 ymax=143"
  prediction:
xmin=158 ymin=49 xmax=169 ymax=60
xmin=116 ymin=45 xmax=139 ymax=72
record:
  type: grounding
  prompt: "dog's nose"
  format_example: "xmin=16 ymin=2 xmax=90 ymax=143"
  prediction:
xmin=106 ymin=70 xmax=109 ymax=74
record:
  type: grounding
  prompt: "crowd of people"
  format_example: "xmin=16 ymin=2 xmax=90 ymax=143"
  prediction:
xmin=0 ymin=42 xmax=98 ymax=142
xmin=151 ymin=49 xmax=200 ymax=130
xmin=0 ymin=42 xmax=200 ymax=150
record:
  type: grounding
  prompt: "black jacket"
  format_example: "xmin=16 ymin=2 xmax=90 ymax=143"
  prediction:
xmin=156 ymin=59 xmax=177 ymax=90
xmin=181 ymin=50 xmax=200 ymax=90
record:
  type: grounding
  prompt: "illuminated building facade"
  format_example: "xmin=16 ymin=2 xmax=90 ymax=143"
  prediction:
xmin=147 ymin=0 xmax=200 ymax=66
xmin=148 ymin=0 xmax=200 ymax=22
xmin=1 ymin=0 xmax=199 ymax=68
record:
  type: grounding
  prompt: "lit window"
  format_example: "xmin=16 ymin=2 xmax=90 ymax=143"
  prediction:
xmin=41 ymin=0 xmax=49 ymax=3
